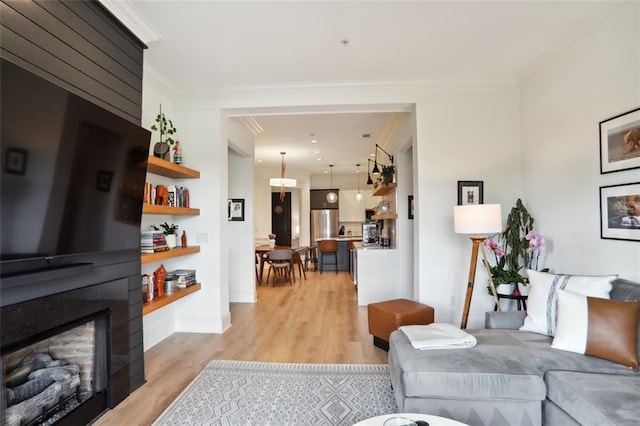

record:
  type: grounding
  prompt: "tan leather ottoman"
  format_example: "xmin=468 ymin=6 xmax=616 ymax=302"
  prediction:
xmin=368 ymin=299 xmax=434 ymax=350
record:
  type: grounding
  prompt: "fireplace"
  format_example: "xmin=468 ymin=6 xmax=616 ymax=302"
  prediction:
xmin=2 ymin=312 xmax=109 ymax=426
xmin=1 ymin=273 xmax=132 ymax=426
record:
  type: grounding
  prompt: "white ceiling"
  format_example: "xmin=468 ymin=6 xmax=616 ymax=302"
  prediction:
xmin=109 ymin=1 xmax=622 ymax=176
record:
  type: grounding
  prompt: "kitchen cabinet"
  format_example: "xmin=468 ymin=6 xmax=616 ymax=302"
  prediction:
xmin=317 ymin=239 xmax=352 ymax=271
xmin=339 ymin=190 xmax=366 ymax=222
xmin=354 ymin=245 xmax=399 ymax=306
xmin=310 ymin=189 xmax=339 ymax=210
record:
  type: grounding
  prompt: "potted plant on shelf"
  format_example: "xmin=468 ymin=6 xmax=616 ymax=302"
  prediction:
xmin=150 ymin=104 xmax=177 ymax=161
xmin=484 ymin=199 xmax=549 ymax=296
xmin=380 ymin=165 xmax=395 ymax=186
xmin=153 ymin=222 xmax=179 ymax=249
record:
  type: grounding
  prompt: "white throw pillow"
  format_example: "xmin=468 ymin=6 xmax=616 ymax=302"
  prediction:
xmin=519 ymin=270 xmax=616 ymax=336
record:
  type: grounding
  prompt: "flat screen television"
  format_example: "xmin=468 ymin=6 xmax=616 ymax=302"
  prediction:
xmin=1 ymin=58 xmax=151 ymax=278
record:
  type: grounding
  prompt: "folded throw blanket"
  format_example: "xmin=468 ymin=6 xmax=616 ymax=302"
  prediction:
xmin=399 ymin=322 xmax=477 ymax=350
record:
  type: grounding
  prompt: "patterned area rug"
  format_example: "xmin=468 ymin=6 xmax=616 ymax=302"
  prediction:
xmin=153 ymin=360 xmax=398 ymax=425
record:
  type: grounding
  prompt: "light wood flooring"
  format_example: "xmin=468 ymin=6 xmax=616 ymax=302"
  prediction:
xmin=94 ymin=270 xmax=387 ymax=425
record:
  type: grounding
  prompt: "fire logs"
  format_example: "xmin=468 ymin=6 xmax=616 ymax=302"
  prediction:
xmin=3 ymin=352 xmax=81 ymax=426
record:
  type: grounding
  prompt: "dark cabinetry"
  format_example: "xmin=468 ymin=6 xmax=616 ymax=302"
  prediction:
xmin=318 ymin=240 xmax=351 ymax=271
xmin=310 ymin=189 xmax=339 ymax=210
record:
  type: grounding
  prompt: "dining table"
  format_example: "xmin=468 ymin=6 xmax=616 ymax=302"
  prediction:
xmin=255 ymin=245 xmax=308 ymax=285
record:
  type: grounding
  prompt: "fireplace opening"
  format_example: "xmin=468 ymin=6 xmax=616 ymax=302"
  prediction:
xmin=2 ymin=310 xmax=109 ymax=426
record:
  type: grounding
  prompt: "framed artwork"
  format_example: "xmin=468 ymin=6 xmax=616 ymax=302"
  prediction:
xmin=408 ymin=195 xmax=414 ymax=220
xmin=96 ymin=170 xmax=113 ymax=192
xmin=600 ymin=182 xmax=640 ymax=242
xmin=457 ymin=181 xmax=483 ymax=205
xmin=228 ymin=198 xmax=245 ymax=221
xmin=599 ymin=107 xmax=640 ymax=174
xmin=4 ymin=147 xmax=28 ymax=175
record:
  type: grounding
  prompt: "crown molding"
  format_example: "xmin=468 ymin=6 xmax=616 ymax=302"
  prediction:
xmin=238 ymin=117 xmax=264 ymax=136
xmin=98 ymin=0 xmax=162 ymax=44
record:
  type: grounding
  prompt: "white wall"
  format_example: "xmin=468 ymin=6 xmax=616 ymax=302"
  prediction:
xmin=140 ymin=3 xmax=639 ymax=347
xmin=520 ymin=2 xmax=640 ymax=282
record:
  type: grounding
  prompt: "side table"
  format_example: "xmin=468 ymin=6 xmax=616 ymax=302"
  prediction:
xmin=352 ymin=413 xmax=468 ymax=425
xmin=494 ymin=293 xmax=528 ymax=311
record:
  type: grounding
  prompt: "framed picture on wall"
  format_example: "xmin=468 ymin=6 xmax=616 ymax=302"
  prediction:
xmin=599 ymin=107 xmax=640 ymax=174
xmin=408 ymin=195 xmax=414 ymax=219
xmin=228 ymin=198 xmax=245 ymax=221
xmin=457 ymin=181 xmax=483 ymax=205
xmin=600 ymin=182 xmax=640 ymax=242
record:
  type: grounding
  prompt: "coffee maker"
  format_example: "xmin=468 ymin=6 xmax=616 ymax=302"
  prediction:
xmin=362 ymin=222 xmax=381 ymax=246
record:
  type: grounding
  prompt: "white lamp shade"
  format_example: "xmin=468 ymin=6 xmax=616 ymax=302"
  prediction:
xmin=269 ymin=177 xmax=297 ymax=187
xmin=454 ymin=204 xmax=502 ymax=234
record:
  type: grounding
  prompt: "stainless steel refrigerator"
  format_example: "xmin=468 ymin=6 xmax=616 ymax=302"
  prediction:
xmin=310 ymin=209 xmax=339 ymax=242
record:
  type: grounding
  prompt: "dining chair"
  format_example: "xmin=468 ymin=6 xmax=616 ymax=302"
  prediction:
xmin=305 ymin=244 xmax=318 ymax=272
xmin=319 ymin=239 xmax=338 ymax=274
xmin=265 ymin=249 xmax=293 ymax=286
xmin=292 ymin=247 xmax=307 ymax=281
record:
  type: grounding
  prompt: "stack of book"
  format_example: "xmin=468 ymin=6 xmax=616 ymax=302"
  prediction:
xmin=141 ymin=230 xmax=169 ymax=253
xmin=143 ymin=183 xmax=190 ymax=207
xmin=169 ymin=269 xmax=197 ymax=288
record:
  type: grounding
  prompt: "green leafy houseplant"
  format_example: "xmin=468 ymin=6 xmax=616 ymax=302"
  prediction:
xmin=150 ymin=111 xmax=177 ymax=146
xmin=153 ymin=222 xmax=179 ymax=235
xmin=380 ymin=165 xmax=395 ymax=185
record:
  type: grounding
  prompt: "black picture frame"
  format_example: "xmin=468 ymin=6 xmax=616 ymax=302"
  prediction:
xmin=599 ymin=107 xmax=640 ymax=174
xmin=408 ymin=195 xmax=414 ymax=219
xmin=228 ymin=198 xmax=245 ymax=221
xmin=96 ymin=170 xmax=113 ymax=192
xmin=4 ymin=147 xmax=28 ymax=175
xmin=457 ymin=181 xmax=483 ymax=205
xmin=600 ymin=182 xmax=640 ymax=242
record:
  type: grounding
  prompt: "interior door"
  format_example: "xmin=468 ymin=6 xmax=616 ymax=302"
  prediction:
xmin=271 ymin=192 xmax=292 ymax=246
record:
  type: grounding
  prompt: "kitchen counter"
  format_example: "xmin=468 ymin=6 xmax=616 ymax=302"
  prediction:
xmin=316 ymin=238 xmax=359 ymax=271
xmin=352 ymin=243 xmax=399 ymax=306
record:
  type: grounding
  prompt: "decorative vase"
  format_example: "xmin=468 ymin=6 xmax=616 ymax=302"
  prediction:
xmin=153 ymin=142 xmax=170 ymax=160
xmin=496 ymin=283 xmax=516 ymax=296
xmin=518 ymin=282 xmax=530 ymax=296
xmin=268 ymin=239 xmax=276 ymax=248
xmin=165 ymin=234 xmax=177 ymax=249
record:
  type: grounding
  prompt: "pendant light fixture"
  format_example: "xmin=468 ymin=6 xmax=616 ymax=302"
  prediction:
xmin=326 ymin=164 xmax=338 ymax=203
xmin=269 ymin=152 xmax=296 ymax=202
xmin=366 ymin=159 xmax=375 ymax=185
xmin=355 ymin=163 xmax=363 ymax=201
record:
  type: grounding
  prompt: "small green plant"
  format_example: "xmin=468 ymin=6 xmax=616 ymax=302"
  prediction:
xmin=152 ymin=222 xmax=179 ymax=235
xmin=150 ymin=105 xmax=176 ymax=145
xmin=380 ymin=165 xmax=395 ymax=185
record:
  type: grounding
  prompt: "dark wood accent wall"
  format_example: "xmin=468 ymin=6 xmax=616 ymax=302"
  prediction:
xmin=0 ymin=0 xmax=145 ymax=124
xmin=0 ymin=0 xmax=147 ymax=393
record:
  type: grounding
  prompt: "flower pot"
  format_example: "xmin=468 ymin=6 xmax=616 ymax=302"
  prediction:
xmin=496 ymin=283 xmax=516 ymax=296
xmin=518 ymin=282 xmax=530 ymax=296
xmin=268 ymin=239 xmax=276 ymax=248
xmin=165 ymin=234 xmax=177 ymax=249
xmin=153 ymin=142 xmax=170 ymax=160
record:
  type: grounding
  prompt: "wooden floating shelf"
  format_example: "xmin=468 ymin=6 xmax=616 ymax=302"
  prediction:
xmin=143 ymin=283 xmax=202 ymax=316
xmin=371 ymin=183 xmax=397 ymax=196
xmin=142 ymin=204 xmax=200 ymax=215
xmin=371 ymin=212 xmax=398 ymax=221
xmin=141 ymin=246 xmax=201 ymax=264
xmin=146 ymin=156 xmax=200 ymax=179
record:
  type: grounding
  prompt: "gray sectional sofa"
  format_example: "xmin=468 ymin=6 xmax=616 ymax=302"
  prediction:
xmin=388 ymin=278 xmax=640 ymax=426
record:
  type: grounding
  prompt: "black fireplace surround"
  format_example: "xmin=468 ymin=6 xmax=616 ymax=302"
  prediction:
xmin=1 ymin=250 xmax=141 ymax=424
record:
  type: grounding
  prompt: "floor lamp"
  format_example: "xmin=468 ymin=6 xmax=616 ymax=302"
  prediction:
xmin=454 ymin=204 xmax=503 ymax=329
